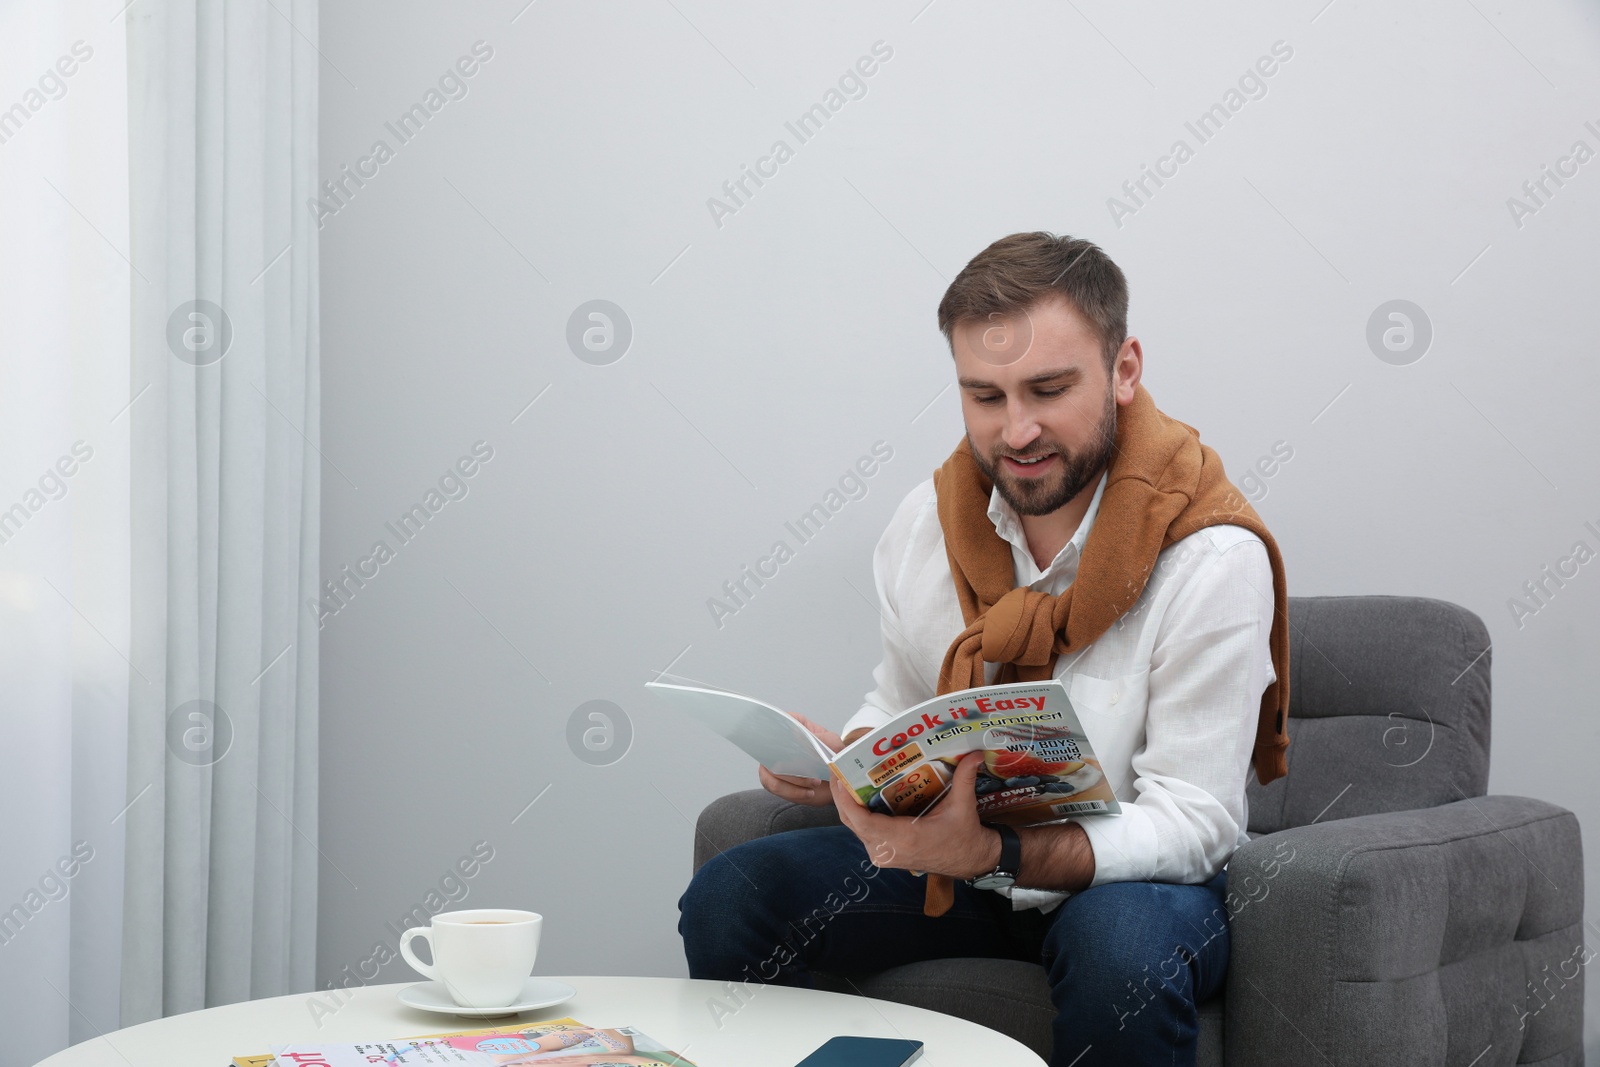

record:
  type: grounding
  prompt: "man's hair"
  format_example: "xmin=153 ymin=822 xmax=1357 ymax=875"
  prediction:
xmin=936 ymin=232 xmax=1129 ymax=372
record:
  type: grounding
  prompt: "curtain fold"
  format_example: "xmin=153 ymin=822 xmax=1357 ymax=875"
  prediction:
xmin=121 ymin=0 xmax=320 ymax=1023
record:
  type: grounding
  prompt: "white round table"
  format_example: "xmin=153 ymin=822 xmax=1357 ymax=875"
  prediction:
xmin=36 ymin=975 xmax=1045 ymax=1066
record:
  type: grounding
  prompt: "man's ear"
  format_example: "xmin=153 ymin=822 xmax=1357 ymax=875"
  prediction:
xmin=1113 ymin=336 xmax=1143 ymax=404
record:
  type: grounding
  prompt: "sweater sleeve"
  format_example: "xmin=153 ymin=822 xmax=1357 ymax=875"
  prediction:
xmin=1076 ymin=531 xmax=1277 ymax=886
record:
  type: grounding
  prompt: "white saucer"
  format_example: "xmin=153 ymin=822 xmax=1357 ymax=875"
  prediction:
xmin=398 ymin=977 xmax=577 ymax=1018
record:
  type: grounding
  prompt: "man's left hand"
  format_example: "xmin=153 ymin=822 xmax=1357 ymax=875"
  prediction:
xmin=829 ymin=751 xmax=1001 ymax=879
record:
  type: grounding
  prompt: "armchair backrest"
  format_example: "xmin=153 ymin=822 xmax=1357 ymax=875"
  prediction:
xmin=1245 ymin=595 xmax=1491 ymax=836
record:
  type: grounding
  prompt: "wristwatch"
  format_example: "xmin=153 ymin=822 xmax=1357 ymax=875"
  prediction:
xmin=969 ymin=823 xmax=1022 ymax=890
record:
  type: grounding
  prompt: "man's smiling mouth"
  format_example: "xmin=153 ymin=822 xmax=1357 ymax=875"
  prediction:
xmin=1001 ymin=453 xmax=1058 ymax=476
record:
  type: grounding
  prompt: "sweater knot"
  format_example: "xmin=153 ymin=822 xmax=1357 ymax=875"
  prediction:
xmin=980 ymin=587 xmax=1060 ymax=667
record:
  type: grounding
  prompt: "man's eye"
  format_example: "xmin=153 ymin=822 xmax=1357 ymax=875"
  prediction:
xmin=973 ymin=394 xmax=1004 ymax=405
xmin=1036 ymin=387 xmax=1067 ymax=399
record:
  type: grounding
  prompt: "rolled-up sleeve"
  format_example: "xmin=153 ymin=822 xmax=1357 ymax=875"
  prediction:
xmin=1078 ymin=532 xmax=1277 ymax=887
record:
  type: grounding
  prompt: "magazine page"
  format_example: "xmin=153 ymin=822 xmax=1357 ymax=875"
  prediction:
xmin=645 ymin=680 xmax=833 ymax=779
xmin=828 ymin=680 xmax=1121 ymax=827
xmin=270 ymin=1023 xmax=698 ymax=1067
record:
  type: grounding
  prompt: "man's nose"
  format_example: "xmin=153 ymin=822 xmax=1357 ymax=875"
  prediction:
xmin=1003 ymin=400 xmax=1040 ymax=450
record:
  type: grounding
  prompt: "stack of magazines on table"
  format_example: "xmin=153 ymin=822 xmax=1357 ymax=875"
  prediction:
xmin=234 ymin=1018 xmax=699 ymax=1066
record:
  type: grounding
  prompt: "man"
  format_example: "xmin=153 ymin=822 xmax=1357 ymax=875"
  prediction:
xmin=677 ymin=232 xmax=1289 ymax=1067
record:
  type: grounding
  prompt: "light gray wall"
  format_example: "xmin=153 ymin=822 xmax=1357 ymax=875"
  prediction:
xmin=317 ymin=0 xmax=1600 ymax=1051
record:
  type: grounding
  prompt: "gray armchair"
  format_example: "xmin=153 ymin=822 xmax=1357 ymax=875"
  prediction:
xmin=690 ymin=596 xmax=1585 ymax=1066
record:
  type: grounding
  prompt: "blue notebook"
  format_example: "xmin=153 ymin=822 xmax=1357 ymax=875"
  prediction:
xmin=792 ymin=1036 xmax=924 ymax=1067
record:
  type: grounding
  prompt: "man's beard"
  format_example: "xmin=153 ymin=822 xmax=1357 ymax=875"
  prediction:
xmin=971 ymin=383 xmax=1117 ymax=517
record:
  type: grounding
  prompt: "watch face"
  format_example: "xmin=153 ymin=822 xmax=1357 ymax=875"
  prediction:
xmin=970 ymin=872 xmax=1016 ymax=891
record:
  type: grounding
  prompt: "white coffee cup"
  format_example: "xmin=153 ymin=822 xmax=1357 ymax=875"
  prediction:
xmin=399 ymin=908 xmax=543 ymax=1008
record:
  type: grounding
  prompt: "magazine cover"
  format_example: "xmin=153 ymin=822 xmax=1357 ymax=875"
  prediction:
xmin=828 ymin=680 xmax=1120 ymax=827
xmin=263 ymin=1022 xmax=698 ymax=1067
xmin=648 ymin=677 xmax=1120 ymax=828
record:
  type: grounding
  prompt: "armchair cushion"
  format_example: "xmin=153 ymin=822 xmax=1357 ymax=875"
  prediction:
xmin=1244 ymin=595 xmax=1492 ymax=836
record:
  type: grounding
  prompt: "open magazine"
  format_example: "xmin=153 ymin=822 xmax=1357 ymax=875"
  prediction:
xmin=257 ymin=1021 xmax=697 ymax=1067
xmin=647 ymin=678 xmax=1119 ymax=827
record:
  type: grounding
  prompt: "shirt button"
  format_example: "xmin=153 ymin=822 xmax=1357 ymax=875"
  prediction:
xmin=1110 ymin=692 xmax=1119 ymax=704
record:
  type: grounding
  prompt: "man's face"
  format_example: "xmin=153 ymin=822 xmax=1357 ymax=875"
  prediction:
xmin=952 ymin=294 xmax=1121 ymax=517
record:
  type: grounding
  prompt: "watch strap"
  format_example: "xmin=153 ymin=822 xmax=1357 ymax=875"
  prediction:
xmin=989 ymin=822 xmax=1022 ymax=877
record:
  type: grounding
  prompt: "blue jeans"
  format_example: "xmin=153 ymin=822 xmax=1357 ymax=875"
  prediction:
xmin=678 ymin=824 xmax=1230 ymax=1067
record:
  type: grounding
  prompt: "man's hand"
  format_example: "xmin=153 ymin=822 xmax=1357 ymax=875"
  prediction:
xmin=757 ymin=714 xmax=846 ymax=807
xmin=829 ymin=751 xmax=1002 ymax=879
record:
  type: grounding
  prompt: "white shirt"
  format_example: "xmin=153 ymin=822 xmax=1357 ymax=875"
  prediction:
xmin=840 ymin=470 xmax=1277 ymax=913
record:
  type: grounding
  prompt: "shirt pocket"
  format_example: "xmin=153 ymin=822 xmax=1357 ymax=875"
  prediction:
xmin=1068 ymin=666 xmax=1149 ymax=719
xmin=1066 ymin=667 xmax=1150 ymax=798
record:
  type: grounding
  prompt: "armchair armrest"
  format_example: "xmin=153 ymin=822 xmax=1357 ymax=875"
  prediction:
xmin=1223 ymin=795 xmax=1584 ymax=1067
xmin=692 ymin=789 xmax=843 ymax=874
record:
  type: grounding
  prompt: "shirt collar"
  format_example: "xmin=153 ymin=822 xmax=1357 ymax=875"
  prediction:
xmin=986 ymin=468 xmax=1109 ymax=583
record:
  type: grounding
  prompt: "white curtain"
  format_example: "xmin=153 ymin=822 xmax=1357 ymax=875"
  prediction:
xmin=0 ymin=4 xmax=132 ymax=1059
xmin=121 ymin=0 xmax=321 ymax=1024
xmin=0 ymin=0 xmax=319 ymax=1055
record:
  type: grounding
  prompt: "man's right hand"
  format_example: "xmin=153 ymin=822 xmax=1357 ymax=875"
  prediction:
xmin=757 ymin=716 xmax=870 ymax=807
